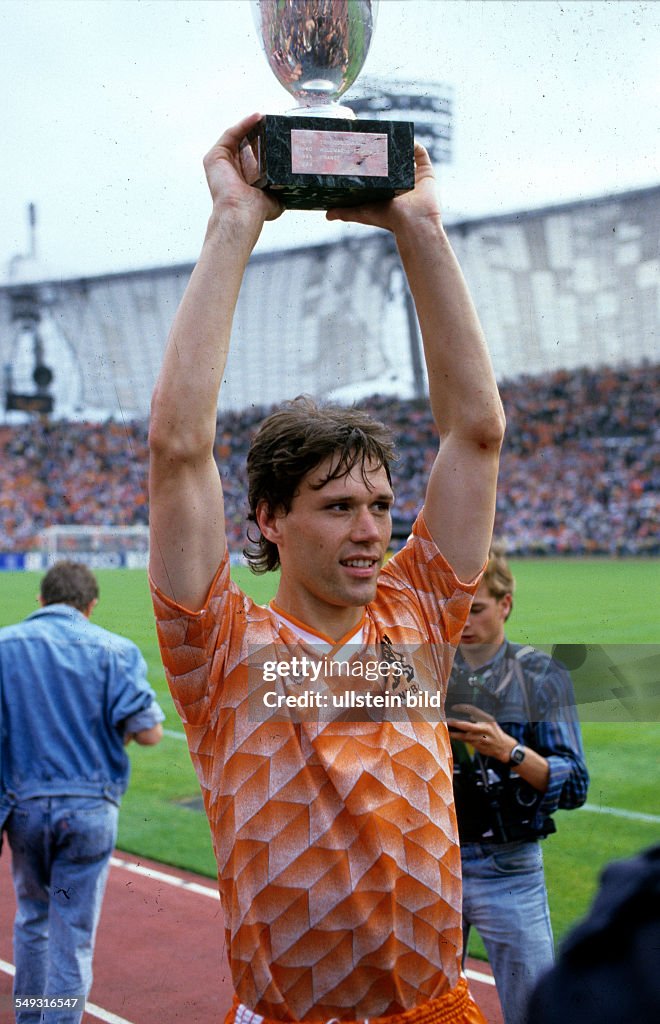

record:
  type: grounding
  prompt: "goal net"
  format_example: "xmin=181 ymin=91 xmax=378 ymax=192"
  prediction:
xmin=37 ymin=525 xmax=149 ymax=570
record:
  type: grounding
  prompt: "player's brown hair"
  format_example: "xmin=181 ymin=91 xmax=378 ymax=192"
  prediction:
xmin=40 ymin=560 xmax=99 ymax=612
xmin=244 ymin=396 xmax=397 ymax=573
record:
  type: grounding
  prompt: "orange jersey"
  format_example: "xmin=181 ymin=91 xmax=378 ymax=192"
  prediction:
xmin=151 ymin=513 xmax=482 ymax=1020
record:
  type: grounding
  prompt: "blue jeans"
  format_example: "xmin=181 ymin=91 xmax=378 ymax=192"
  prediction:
xmin=461 ymin=839 xmax=554 ymax=1024
xmin=6 ymin=796 xmax=118 ymax=1024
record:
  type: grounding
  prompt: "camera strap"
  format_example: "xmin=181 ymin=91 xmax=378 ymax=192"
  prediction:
xmin=484 ymin=641 xmax=536 ymax=715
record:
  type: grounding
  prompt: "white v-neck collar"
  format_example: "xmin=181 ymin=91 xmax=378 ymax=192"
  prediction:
xmin=269 ymin=603 xmax=365 ymax=658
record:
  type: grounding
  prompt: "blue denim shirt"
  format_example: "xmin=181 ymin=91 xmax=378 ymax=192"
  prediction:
xmin=0 ymin=604 xmax=164 ymax=809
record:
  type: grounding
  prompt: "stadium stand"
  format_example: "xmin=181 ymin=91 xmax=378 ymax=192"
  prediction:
xmin=1 ymin=184 xmax=659 ymax=417
xmin=0 ymin=364 xmax=657 ymax=557
xmin=1 ymin=184 xmax=658 ymax=560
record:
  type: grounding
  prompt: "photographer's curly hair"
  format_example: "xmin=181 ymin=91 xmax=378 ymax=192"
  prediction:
xmin=244 ymin=396 xmax=397 ymax=574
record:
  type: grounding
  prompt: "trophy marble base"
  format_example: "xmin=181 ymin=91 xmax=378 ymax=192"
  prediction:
xmin=240 ymin=114 xmax=414 ymax=210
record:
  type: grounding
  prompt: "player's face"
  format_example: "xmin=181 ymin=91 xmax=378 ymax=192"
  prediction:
xmin=260 ymin=456 xmax=394 ymax=638
xmin=460 ymin=582 xmax=511 ymax=649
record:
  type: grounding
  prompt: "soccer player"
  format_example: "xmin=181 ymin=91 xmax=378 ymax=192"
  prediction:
xmin=148 ymin=112 xmax=505 ymax=1023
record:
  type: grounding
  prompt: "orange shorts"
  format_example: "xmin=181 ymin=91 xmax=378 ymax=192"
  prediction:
xmin=225 ymin=978 xmax=487 ymax=1024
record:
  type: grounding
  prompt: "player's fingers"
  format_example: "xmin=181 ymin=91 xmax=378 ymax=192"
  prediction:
xmin=264 ymin=194 xmax=285 ymax=222
xmin=413 ymin=141 xmax=436 ymax=181
xmin=326 ymin=201 xmax=393 ymax=229
xmin=204 ymin=113 xmax=263 ymax=167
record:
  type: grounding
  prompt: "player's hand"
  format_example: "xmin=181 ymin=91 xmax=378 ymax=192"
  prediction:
xmin=203 ymin=113 xmax=283 ymax=232
xmin=447 ymin=703 xmax=517 ymax=763
xmin=325 ymin=142 xmax=441 ymax=234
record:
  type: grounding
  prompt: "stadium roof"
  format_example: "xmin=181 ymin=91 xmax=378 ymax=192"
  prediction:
xmin=2 ymin=182 xmax=659 ymax=420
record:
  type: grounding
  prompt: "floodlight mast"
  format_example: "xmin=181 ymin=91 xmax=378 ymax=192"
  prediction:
xmin=4 ymin=203 xmax=55 ymax=416
xmin=28 ymin=203 xmax=37 ymax=261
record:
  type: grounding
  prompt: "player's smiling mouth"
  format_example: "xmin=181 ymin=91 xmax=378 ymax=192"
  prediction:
xmin=339 ymin=557 xmax=380 ymax=576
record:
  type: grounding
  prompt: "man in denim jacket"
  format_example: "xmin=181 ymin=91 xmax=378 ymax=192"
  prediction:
xmin=0 ymin=560 xmax=164 ymax=1024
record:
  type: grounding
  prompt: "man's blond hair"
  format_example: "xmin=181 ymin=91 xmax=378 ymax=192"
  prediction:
xmin=482 ymin=540 xmax=515 ymax=612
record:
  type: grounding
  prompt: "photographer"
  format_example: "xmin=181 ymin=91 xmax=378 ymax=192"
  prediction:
xmin=446 ymin=544 xmax=589 ymax=1024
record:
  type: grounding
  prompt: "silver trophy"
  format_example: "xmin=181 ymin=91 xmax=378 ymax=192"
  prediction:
xmin=240 ymin=0 xmax=414 ymax=210
xmin=254 ymin=0 xmax=377 ymax=118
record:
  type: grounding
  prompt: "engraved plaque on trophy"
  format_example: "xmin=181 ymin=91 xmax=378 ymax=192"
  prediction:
xmin=240 ymin=0 xmax=414 ymax=210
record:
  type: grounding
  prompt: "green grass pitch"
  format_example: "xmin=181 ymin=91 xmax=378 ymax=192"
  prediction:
xmin=1 ymin=559 xmax=658 ymax=954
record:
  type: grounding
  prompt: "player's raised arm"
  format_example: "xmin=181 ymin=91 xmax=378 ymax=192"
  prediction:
xmin=327 ymin=144 xmax=505 ymax=582
xmin=148 ymin=114 xmax=282 ymax=610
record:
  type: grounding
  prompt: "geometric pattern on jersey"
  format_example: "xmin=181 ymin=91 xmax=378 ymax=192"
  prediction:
xmin=152 ymin=514 xmax=481 ymax=1020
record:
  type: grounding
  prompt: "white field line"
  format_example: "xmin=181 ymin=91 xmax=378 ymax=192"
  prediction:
xmin=164 ymin=727 xmax=660 ymax=824
xmin=162 ymin=728 xmax=188 ymax=741
xmin=581 ymin=802 xmax=660 ymax=824
xmin=0 ymin=959 xmax=136 ymax=1024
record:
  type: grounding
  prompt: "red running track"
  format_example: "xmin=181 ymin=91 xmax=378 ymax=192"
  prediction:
xmin=0 ymin=849 xmax=503 ymax=1024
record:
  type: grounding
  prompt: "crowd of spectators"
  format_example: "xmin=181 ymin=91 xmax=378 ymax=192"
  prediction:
xmin=0 ymin=420 xmax=149 ymax=553
xmin=0 ymin=363 xmax=657 ymax=558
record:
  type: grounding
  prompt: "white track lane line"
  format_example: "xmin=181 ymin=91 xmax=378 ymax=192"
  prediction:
xmin=107 ymin=858 xmax=497 ymax=987
xmin=0 ymin=958 xmax=137 ymax=1024
xmin=109 ymin=855 xmax=219 ymax=899
xmin=3 ymin=859 xmax=495 ymax=1013
xmin=465 ymin=968 xmax=496 ymax=987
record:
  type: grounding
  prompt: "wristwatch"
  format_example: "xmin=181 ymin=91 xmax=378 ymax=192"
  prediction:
xmin=509 ymin=743 xmax=526 ymax=765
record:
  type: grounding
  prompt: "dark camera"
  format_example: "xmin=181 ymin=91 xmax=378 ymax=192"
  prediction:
xmin=447 ymin=665 xmax=504 ymax=718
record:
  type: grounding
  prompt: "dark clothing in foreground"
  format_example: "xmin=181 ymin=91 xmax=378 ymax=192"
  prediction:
xmin=526 ymin=844 xmax=660 ymax=1024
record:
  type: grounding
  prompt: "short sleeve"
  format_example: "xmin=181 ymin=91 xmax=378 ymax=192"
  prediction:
xmin=379 ymin=512 xmax=485 ymax=648
xmin=150 ymin=550 xmax=253 ymax=729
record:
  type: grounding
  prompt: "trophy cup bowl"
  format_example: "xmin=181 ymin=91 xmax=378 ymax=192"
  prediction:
xmin=253 ymin=0 xmax=376 ymax=118
xmin=240 ymin=0 xmax=414 ymax=210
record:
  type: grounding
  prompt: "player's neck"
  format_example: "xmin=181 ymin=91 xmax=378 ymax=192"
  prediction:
xmin=272 ymin=582 xmax=364 ymax=644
